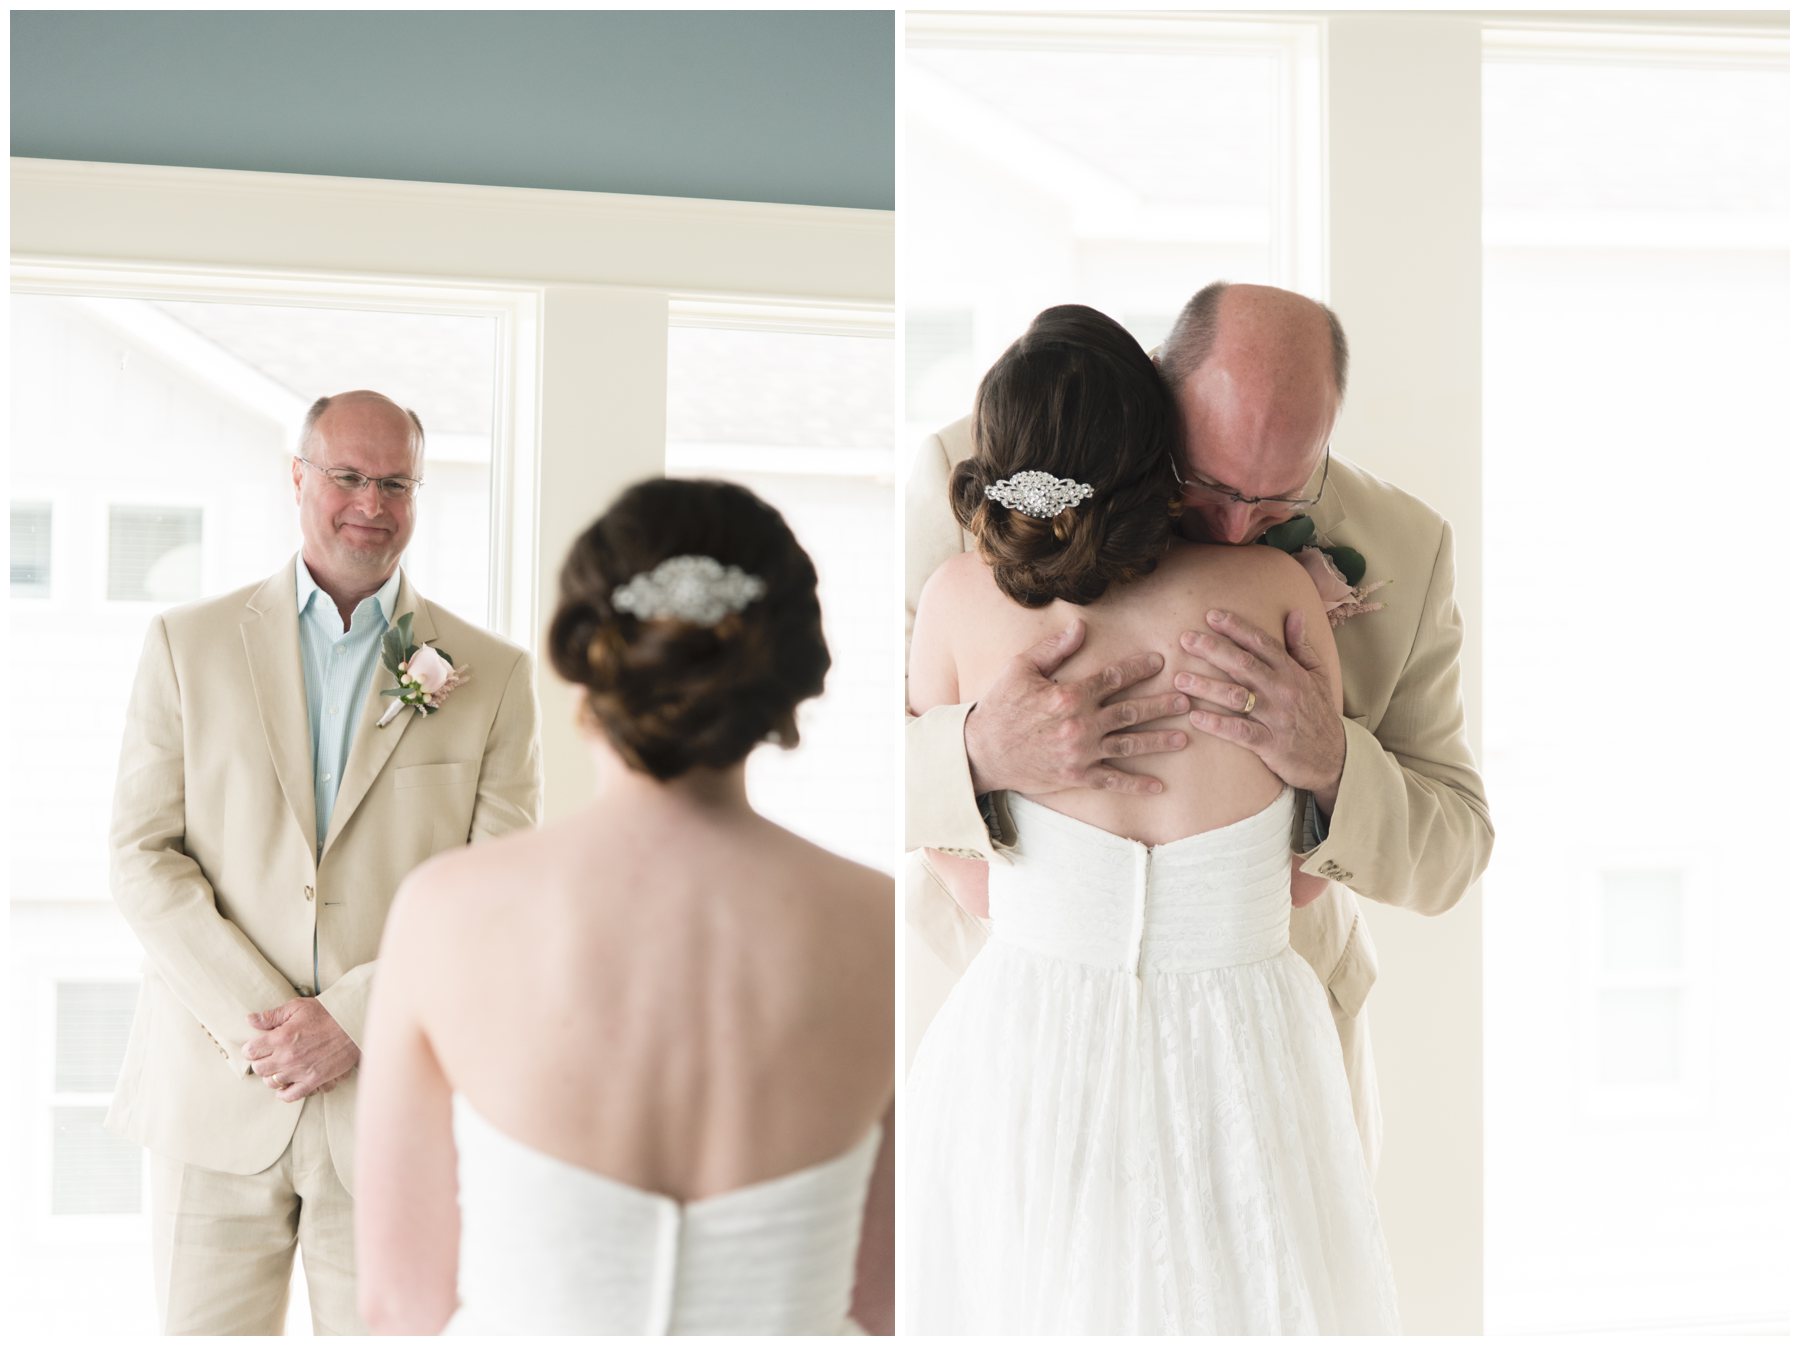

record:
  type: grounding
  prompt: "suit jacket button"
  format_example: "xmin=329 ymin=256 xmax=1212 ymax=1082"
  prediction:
xmin=304 ymin=885 xmax=314 ymax=902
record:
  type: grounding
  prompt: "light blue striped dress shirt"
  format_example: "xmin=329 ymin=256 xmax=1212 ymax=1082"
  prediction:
xmin=296 ymin=560 xmax=401 ymax=991
xmin=296 ymin=559 xmax=402 ymax=853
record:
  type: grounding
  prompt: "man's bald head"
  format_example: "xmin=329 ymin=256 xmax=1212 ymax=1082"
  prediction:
xmin=298 ymin=390 xmax=425 ymax=469
xmin=1157 ymin=283 xmax=1345 ymax=545
xmin=1160 ymin=282 xmax=1347 ymax=403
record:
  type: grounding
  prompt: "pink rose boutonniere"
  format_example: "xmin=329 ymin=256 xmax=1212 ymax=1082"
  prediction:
xmin=376 ymin=612 xmax=471 ymax=728
xmin=1259 ymin=516 xmax=1390 ymax=629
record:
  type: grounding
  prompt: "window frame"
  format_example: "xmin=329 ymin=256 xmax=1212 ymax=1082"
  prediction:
xmin=11 ymin=260 xmax=541 ymax=644
xmin=1473 ymin=12 xmax=1787 ymax=1335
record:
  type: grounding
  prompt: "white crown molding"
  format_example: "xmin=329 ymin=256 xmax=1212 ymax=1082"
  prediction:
xmin=11 ymin=158 xmax=893 ymax=304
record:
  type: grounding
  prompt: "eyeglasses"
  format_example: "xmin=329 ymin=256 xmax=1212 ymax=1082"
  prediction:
xmin=1169 ymin=445 xmax=1330 ymax=513
xmin=296 ymin=456 xmax=424 ymax=501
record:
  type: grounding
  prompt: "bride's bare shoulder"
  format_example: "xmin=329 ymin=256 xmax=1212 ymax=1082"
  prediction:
xmin=388 ymin=825 xmax=545 ymax=932
xmin=1151 ymin=541 xmax=1317 ymax=602
xmin=769 ymin=825 xmax=894 ymax=913
xmin=918 ymin=549 xmax=992 ymax=608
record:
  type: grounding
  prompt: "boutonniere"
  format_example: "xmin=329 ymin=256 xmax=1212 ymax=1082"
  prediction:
xmin=1259 ymin=516 xmax=1391 ymax=629
xmin=376 ymin=612 xmax=471 ymax=728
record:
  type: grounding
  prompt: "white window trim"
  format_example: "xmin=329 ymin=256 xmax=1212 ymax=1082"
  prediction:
xmin=11 ymin=159 xmax=892 ymax=304
xmin=667 ymin=297 xmax=895 ymax=480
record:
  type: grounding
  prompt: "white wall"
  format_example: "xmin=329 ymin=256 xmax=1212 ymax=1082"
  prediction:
xmin=1325 ymin=15 xmax=1487 ymax=1334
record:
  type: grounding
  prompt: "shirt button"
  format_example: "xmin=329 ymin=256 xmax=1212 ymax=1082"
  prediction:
xmin=323 ymin=772 xmax=333 ymax=782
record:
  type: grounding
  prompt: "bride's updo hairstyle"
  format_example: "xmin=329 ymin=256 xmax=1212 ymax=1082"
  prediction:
xmin=547 ymin=478 xmax=829 ymax=781
xmin=952 ymin=304 xmax=1181 ymax=607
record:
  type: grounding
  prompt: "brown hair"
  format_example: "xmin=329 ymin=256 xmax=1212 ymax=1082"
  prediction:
xmin=952 ymin=304 xmax=1181 ymax=607
xmin=546 ymin=478 xmax=829 ymax=780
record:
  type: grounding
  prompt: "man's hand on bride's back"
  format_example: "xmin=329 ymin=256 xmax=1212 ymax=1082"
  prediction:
xmin=964 ymin=619 xmax=1191 ymax=797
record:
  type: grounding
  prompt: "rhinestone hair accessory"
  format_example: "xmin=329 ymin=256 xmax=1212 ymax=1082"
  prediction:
xmin=611 ymin=554 xmax=767 ymax=625
xmin=984 ymin=470 xmax=1096 ymax=520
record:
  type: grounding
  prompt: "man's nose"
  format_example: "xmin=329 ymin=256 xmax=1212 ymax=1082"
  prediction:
xmin=1212 ymin=502 xmax=1262 ymax=545
xmin=351 ymin=483 xmax=385 ymax=514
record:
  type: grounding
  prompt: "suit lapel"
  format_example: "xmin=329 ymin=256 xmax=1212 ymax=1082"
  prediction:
xmin=1307 ymin=472 xmax=1347 ymax=542
xmin=240 ymin=559 xmax=319 ymax=851
xmin=321 ymin=571 xmax=436 ymax=857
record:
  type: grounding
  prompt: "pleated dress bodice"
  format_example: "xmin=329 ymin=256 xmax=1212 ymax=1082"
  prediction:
xmin=447 ymin=1095 xmax=879 ymax=1335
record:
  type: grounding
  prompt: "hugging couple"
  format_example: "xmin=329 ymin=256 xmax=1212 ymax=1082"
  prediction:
xmin=904 ymin=282 xmax=1492 ymax=1333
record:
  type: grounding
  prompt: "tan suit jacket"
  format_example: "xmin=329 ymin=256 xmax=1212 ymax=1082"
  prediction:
xmin=906 ymin=418 xmax=1494 ymax=1173
xmin=105 ymin=557 xmax=543 ymax=1194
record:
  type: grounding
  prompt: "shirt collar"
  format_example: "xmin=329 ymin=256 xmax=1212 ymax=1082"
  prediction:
xmin=296 ymin=557 xmax=402 ymax=634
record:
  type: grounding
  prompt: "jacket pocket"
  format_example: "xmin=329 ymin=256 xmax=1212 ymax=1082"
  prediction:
xmin=394 ymin=761 xmax=480 ymax=790
xmin=1327 ymin=910 xmax=1379 ymax=1020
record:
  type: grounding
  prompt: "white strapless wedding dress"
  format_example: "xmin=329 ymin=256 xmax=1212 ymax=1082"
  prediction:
xmin=905 ymin=788 xmax=1400 ymax=1334
xmin=445 ymin=1095 xmax=881 ymax=1335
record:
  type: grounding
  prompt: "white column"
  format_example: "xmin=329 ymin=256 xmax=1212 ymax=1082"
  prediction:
xmin=1325 ymin=13 xmax=1486 ymax=1334
xmin=534 ymin=286 xmax=671 ymax=822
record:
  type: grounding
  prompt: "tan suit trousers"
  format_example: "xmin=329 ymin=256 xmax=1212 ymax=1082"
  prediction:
xmin=149 ymin=1094 xmax=362 ymax=1336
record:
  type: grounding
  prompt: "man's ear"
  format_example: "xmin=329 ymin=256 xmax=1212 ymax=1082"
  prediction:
xmin=291 ymin=456 xmax=303 ymax=502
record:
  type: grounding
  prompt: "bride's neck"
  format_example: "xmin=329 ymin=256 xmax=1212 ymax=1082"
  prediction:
xmin=585 ymin=740 xmax=753 ymax=815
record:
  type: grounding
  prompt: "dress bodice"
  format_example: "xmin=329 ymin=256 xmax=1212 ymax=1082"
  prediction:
xmin=988 ymin=788 xmax=1295 ymax=974
xmin=447 ymin=1094 xmax=880 ymax=1335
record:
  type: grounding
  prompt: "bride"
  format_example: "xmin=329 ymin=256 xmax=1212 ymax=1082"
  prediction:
xmin=354 ymin=478 xmax=894 ymax=1334
xmin=905 ymin=306 xmax=1399 ymax=1333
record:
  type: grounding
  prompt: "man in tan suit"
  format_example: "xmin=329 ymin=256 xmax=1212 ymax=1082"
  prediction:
xmin=106 ymin=391 xmax=542 ymax=1333
xmin=906 ymin=284 xmax=1493 ymax=1174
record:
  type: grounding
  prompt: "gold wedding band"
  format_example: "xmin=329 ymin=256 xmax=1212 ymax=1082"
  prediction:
xmin=270 ymin=1074 xmax=283 ymax=1088
xmin=1242 ymin=690 xmax=1257 ymax=716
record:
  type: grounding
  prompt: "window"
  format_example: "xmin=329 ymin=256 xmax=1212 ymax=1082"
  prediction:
xmin=106 ymin=504 xmax=202 ymax=604
xmin=1481 ymin=22 xmax=1788 ymax=1334
xmin=11 ymin=501 xmax=52 ymax=597
xmin=1582 ymin=865 xmax=1707 ymax=1105
xmin=904 ymin=11 xmax=1321 ymax=448
xmin=51 ymin=981 xmax=142 ymax=1217
xmin=666 ymin=307 xmax=894 ymax=870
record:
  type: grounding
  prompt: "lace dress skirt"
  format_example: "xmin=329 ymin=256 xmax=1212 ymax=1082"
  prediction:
xmin=904 ymin=790 xmax=1400 ymax=1334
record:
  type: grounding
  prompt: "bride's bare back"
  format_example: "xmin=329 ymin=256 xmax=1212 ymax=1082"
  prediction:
xmin=912 ymin=541 xmax=1341 ymax=846
xmin=389 ymin=789 xmax=893 ymax=1200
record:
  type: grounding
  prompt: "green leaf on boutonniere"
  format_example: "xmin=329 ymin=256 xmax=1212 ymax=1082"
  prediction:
xmin=381 ymin=626 xmax=404 ymax=673
xmin=1259 ymin=515 xmax=1316 ymax=553
xmin=1322 ymin=545 xmax=1367 ymax=587
xmin=396 ymin=611 xmax=415 ymax=652
xmin=380 ymin=686 xmax=405 ymax=698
